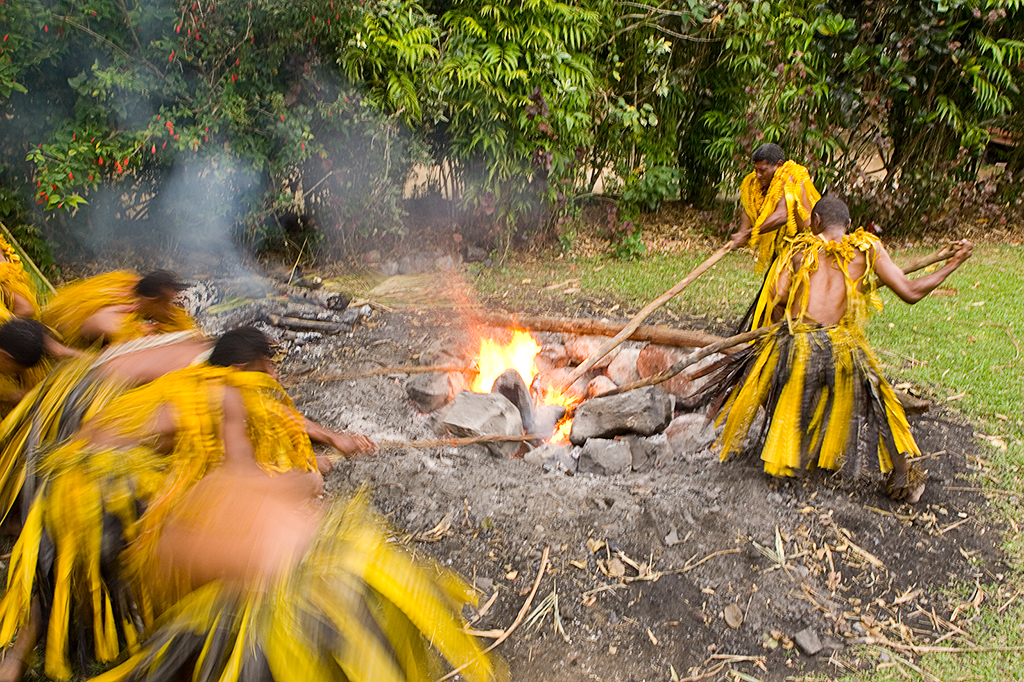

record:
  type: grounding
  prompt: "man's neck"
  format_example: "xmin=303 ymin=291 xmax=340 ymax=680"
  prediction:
xmin=819 ymin=225 xmax=848 ymax=242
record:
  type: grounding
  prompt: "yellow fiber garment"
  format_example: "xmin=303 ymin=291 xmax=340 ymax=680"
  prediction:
xmin=41 ymin=271 xmax=196 ymax=349
xmin=749 ymin=228 xmax=884 ymax=331
xmin=740 ymin=160 xmax=821 ymax=271
xmin=0 ymin=234 xmax=39 ymax=321
xmin=0 ymin=354 xmax=125 ymax=524
xmin=91 ymin=495 xmax=502 ymax=682
xmin=710 ymin=231 xmax=918 ymax=480
xmin=0 ymin=365 xmax=314 ymax=680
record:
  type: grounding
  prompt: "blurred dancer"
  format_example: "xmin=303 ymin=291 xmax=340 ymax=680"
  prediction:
xmin=41 ymin=269 xmax=197 ymax=349
xmin=0 ymin=328 xmax=378 ymax=680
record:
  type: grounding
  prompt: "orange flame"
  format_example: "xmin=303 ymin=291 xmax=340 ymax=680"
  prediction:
xmin=471 ymin=330 xmax=541 ymax=393
xmin=470 ymin=329 xmax=582 ymax=444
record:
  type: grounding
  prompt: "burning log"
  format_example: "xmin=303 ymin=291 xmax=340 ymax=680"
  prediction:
xmin=475 ymin=312 xmax=729 ymax=350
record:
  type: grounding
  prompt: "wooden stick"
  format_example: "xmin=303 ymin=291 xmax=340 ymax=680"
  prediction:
xmin=327 ymin=434 xmax=544 ymax=460
xmin=901 ymin=243 xmax=957 ymax=276
xmin=604 ymin=325 xmax=775 ymax=397
xmin=287 ymin=363 xmax=475 ymax=386
xmin=438 ymin=546 xmax=550 ymax=681
xmin=558 ymin=243 xmax=734 ymax=390
xmin=475 ymin=311 xmax=729 ymax=350
xmin=681 ymin=548 xmax=742 ymax=573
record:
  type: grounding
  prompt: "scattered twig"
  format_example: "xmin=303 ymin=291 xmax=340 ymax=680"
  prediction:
xmin=682 ymin=548 xmax=741 ymax=573
xmin=438 ymin=546 xmax=550 ymax=682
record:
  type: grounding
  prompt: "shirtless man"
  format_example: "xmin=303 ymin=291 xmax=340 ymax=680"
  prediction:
xmin=709 ymin=196 xmax=971 ymax=501
xmin=0 ymin=318 xmax=81 ymax=410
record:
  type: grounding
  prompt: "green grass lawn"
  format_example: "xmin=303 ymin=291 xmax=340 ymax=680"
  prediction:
xmin=472 ymin=239 xmax=1024 ymax=680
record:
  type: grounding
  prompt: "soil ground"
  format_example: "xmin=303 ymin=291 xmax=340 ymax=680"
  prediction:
xmin=274 ymin=305 xmax=1009 ymax=682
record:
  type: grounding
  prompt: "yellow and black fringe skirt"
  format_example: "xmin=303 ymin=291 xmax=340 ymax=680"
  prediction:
xmin=92 ymin=496 xmax=502 ymax=682
xmin=701 ymin=323 xmax=920 ymax=483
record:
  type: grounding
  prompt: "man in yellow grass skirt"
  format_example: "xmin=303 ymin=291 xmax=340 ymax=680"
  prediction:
xmin=730 ymin=143 xmax=822 ymax=330
xmin=0 ymin=328 xmax=497 ymax=682
xmin=705 ymin=197 xmax=972 ymax=501
xmin=41 ymin=269 xmax=197 ymax=349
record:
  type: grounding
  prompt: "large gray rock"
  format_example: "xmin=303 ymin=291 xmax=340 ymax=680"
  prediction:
xmin=533 ymin=404 xmax=567 ymax=441
xmin=579 ymin=439 xmax=632 ymax=476
xmin=569 ymin=386 xmax=673 ymax=445
xmin=406 ymin=372 xmax=453 ymax=412
xmin=665 ymin=413 xmax=716 ymax=458
xmin=624 ymin=433 xmax=672 ymax=472
xmin=442 ymin=391 xmax=524 ymax=457
xmin=606 ymin=347 xmax=641 ymax=386
xmin=524 ymin=443 xmax=570 ymax=467
xmin=491 ymin=369 xmax=537 ymax=439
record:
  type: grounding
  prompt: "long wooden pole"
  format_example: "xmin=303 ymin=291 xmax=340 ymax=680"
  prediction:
xmin=558 ymin=242 xmax=734 ymax=390
xmin=602 ymin=324 xmax=776 ymax=397
xmin=901 ymin=243 xmax=957 ymax=276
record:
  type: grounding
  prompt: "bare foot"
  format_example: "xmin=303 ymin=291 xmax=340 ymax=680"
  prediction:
xmin=0 ymin=599 xmax=40 ymax=682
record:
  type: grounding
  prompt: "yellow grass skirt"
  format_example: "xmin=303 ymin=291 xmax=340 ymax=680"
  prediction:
xmin=711 ymin=324 xmax=920 ymax=479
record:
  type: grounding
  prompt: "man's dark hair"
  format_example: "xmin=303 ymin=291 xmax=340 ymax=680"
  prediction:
xmin=751 ymin=143 xmax=785 ymax=165
xmin=0 ymin=318 xmax=46 ymax=369
xmin=134 ymin=270 xmax=187 ymax=298
xmin=209 ymin=326 xmax=273 ymax=367
xmin=812 ymin=196 xmax=851 ymax=228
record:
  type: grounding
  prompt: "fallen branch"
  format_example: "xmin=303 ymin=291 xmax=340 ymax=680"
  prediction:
xmin=558 ymin=243 xmax=735 ymax=390
xmin=266 ymin=313 xmax=346 ymax=334
xmin=604 ymin=325 xmax=776 ymax=397
xmin=474 ymin=311 xmax=730 ymax=350
xmin=438 ymin=546 xmax=550 ymax=682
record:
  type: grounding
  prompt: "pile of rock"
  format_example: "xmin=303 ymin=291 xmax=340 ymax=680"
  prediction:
xmin=405 ymin=331 xmax=725 ymax=475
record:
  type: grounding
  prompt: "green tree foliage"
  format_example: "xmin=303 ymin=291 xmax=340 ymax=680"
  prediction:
xmin=1 ymin=0 xmax=1023 ymax=265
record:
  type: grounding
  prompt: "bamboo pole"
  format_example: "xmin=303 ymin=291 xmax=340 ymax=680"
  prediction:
xmin=0 ymin=222 xmax=57 ymax=297
xmin=558 ymin=242 xmax=734 ymax=390
xmin=603 ymin=324 xmax=775 ymax=397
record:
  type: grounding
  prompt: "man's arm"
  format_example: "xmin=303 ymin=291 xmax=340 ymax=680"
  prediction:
xmin=754 ymin=194 xmax=789 ymax=235
xmin=10 ymin=293 xmax=36 ymax=318
xmin=873 ymin=240 xmax=973 ymax=304
xmin=303 ymin=417 xmax=376 ymax=472
xmin=730 ymin=211 xmax=753 ymax=249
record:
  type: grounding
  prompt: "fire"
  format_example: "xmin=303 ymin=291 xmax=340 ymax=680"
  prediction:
xmin=471 ymin=330 xmax=541 ymax=393
xmin=470 ymin=329 xmax=581 ymax=444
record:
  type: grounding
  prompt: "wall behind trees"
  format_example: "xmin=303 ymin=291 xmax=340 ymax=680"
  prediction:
xmin=1 ymin=0 xmax=1022 ymax=266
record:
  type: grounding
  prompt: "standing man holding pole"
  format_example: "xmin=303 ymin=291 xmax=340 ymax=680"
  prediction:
xmin=731 ymin=143 xmax=822 ymax=330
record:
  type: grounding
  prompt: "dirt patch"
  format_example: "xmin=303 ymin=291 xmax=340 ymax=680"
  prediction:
xmin=277 ymin=306 xmax=1009 ymax=682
